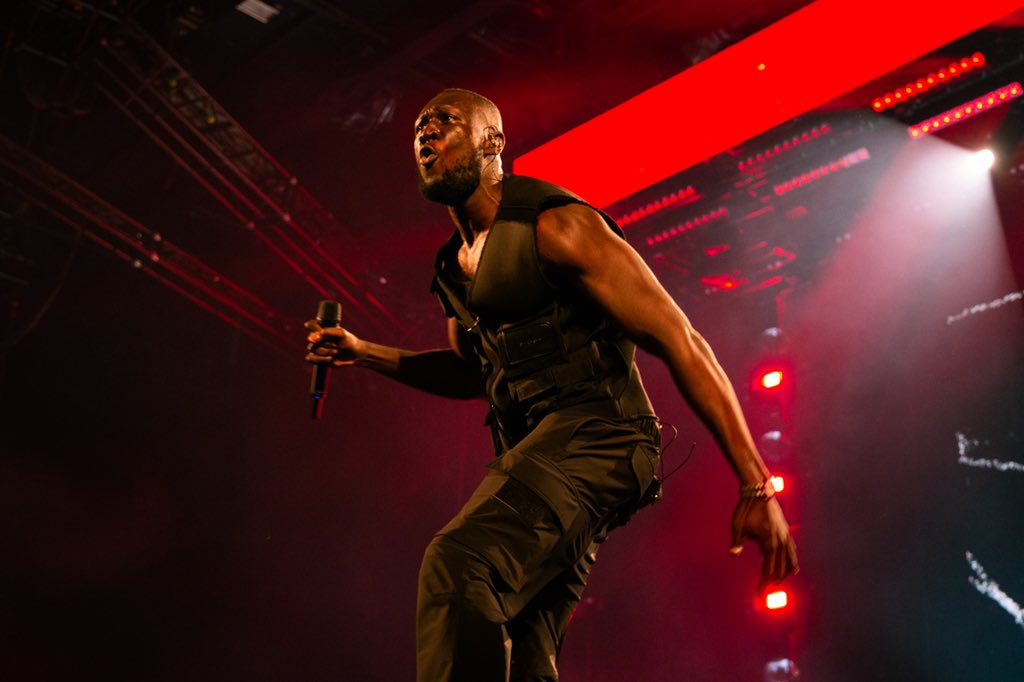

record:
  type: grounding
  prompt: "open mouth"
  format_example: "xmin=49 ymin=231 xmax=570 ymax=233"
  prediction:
xmin=419 ymin=146 xmax=438 ymax=168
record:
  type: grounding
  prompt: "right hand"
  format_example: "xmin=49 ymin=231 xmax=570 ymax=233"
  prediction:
xmin=305 ymin=319 xmax=362 ymax=367
xmin=728 ymin=495 xmax=799 ymax=592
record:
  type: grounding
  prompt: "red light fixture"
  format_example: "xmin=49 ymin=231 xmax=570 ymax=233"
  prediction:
xmin=908 ymin=82 xmax=1022 ymax=138
xmin=615 ymin=186 xmax=700 ymax=228
xmin=773 ymin=148 xmax=871 ymax=196
xmin=739 ymin=124 xmax=832 ymax=171
xmin=770 ymin=474 xmax=786 ymax=493
xmin=644 ymin=207 xmax=728 ymax=246
xmin=515 ymin=0 xmax=1022 ymax=207
xmin=761 ymin=369 xmax=785 ymax=390
xmin=700 ymin=272 xmax=748 ymax=293
xmin=765 ymin=590 xmax=789 ymax=610
xmin=871 ymin=52 xmax=986 ymax=112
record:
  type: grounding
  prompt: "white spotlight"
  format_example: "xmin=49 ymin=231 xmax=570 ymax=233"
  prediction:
xmin=972 ymin=148 xmax=996 ymax=170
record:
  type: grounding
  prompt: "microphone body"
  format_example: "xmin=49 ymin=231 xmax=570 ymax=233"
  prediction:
xmin=311 ymin=300 xmax=342 ymax=419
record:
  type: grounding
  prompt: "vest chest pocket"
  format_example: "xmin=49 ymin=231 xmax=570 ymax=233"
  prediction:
xmin=498 ymin=321 xmax=560 ymax=371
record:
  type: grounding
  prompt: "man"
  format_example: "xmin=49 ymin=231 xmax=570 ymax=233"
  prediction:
xmin=306 ymin=88 xmax=798 ymax=681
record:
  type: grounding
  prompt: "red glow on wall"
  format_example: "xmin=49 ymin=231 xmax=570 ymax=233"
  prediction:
xmin=908 ymin=81 xmax=1022 ymax=138
xmin=514 ymin=0 xmax=1022 ymax=207
xmin=871 ymin=52 xmax=986 ymax=112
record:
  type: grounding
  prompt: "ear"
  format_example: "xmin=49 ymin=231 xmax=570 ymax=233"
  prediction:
xmin=483 ymin=127 xmax=505 ymax=155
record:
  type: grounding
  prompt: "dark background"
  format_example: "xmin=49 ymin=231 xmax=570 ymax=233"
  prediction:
xmin=2 ymin=2 xmax=1023 ymax=680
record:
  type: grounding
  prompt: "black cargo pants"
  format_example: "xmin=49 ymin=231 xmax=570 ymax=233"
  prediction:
xmin=416 ymin=410 xmax=661 ymax=681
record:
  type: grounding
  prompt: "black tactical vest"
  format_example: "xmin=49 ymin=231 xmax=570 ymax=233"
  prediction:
xmin=431 ymin=174 xmax=655 ymax=451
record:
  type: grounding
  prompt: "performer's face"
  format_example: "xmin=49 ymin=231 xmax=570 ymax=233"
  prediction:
xmin=414 ymin=92 xmax=485 ymax=205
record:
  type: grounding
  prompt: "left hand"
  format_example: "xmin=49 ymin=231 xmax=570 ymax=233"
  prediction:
xmin=728 ymin=496 xmax=799 ymax=591
xmin=304 ymin=319 xmax=363 ymax=367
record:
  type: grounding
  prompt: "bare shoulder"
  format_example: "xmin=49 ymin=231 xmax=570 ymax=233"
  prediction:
xmin=536 ymin=202 xmax=622 ymax=272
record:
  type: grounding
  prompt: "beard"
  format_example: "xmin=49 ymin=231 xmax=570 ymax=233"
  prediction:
xmin=418 ymin=151 xmax=482 ymax=206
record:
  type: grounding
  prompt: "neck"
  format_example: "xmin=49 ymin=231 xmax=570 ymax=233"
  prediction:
xmin=451 ymin=167 xmax=503 ymax=245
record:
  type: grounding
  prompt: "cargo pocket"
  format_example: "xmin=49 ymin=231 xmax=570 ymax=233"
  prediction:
xmin=631 ymin=440 xmax=662 ymax=510
xmin=487 ymin=448 xmax=581 ymax=533
xmin=607 ymin=438 xmax=661 ymax=531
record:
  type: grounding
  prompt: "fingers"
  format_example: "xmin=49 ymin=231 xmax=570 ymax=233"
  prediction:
xmin=757 ymin=546 xmax=780 ymax=592
xmin=728 ymin=498 xmax=751 ymax=556
xmin=306 ymin=319 xmax=338 ymax=362
xmin=730 ymin=496 xmax=799 ymax=591
xmin=305 ymin=320 xmax=348 ymax=343
xmin=306 ymin=321 xmax=347 ymax=344
xmin=788 ymin=539 xmax=800 ymax=577
xmin=304 ymin=319 xmax=359 ymax=368
xmin=757 ymin=535 xmax=799 ymax=591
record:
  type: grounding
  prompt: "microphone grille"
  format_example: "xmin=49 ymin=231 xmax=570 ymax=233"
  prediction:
xmin=316 ymin=300 xmax=342 ymax=325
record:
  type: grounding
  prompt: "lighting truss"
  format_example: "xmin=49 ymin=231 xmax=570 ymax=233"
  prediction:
xmin=773 ymin=148 xmax=872 ymax=196
xmin=0 ymin=134 xmax=294 ymax=354
xmin=614 ymin=186 xmax=699 ymax=228
xmin=738 ymin=124 xmax=832 ymax=172
xmin=95 ymin=20 xmax=400 ymax=329
xmin=514 ymin=0 xmax=1023 ymax=207
xmin=645 ymin=208 xmax=728 ymax=247
xmin=872 ymin=52 xmax=986 ymax=112
xmin=908 ymin=82 xmax=1023 ymax=138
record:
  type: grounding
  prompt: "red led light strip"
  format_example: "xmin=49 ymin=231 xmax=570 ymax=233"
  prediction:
xmin=908 ymin=82 xmax=1022 ymax=138
xmin=738 ymin=124 xmax=831 ymax=171
xmin=615 ymin=186 xmax=699 ymax=227
xmin=645 ymin=208 xmax=728 ymax=246
xmin=774 ymin=148 xmax=871 ymax=196
xmin=514 ymin=0 xmax=1023 ymax=208
xmin=872 ymin=52 xmax=986 ymax=112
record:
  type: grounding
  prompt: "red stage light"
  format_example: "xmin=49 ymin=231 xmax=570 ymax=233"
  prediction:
xmin=739 ymin=124 xmax=831 ymax=171
xmin=515 ymin=1 xmax=1020 ymax=207
xmin=872 ymin=51 xmax=983 ymax=111
xmin=615 ymin=185 xmax=699 ymax=227
xmin=761 ymin=370 xmax=784 ymax=390
xmin=644 ymin=207 xmax=728 ymax=246
xmin=773 ymin=148 xmax=871 ymax=196
xmin=908 ymin=82 xmax=1022 ymax=138
xmin=770 ymin=474 xmax=786 ymax=493
xmin=765 ymin=590 xmax=789 ymax=610
xmin=700 ymin=272 xmax=748 ymax=293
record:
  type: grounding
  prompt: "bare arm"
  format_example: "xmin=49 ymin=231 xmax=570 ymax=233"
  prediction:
xmin=536 ymin=203 xmax=798 ymax=587
xmin=305 ymin=317 xmax=484 ymax=400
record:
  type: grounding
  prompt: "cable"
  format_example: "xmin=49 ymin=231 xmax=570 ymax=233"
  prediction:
xmin=655 ymin=419 xmax=697 ymax=483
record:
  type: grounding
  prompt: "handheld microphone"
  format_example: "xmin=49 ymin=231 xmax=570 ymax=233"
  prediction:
xmin=310 ymin=299 xmax=342 ymax=420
